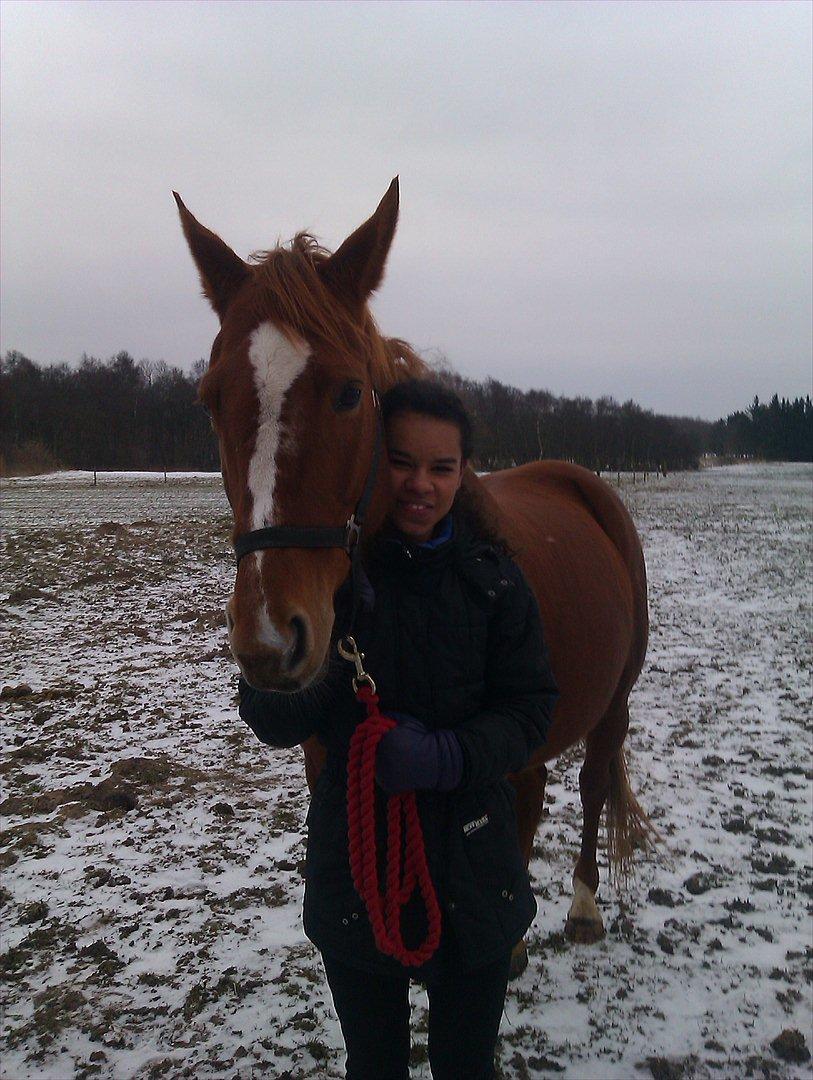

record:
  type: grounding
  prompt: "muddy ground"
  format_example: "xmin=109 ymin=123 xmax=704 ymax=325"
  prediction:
xmin=1 ymin=464 xmax=811 ymax=1078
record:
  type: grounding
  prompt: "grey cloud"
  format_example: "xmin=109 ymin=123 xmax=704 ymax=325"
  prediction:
xmin=1 ymin=0 xmax=810 ymax=420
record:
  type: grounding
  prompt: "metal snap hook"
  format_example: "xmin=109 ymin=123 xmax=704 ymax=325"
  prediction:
xmin=337 ymin=635 xmax=377 ymax=694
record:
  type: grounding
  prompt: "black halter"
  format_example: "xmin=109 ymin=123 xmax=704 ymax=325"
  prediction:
xmin=233 ymin=390 xmax=383 ymax=634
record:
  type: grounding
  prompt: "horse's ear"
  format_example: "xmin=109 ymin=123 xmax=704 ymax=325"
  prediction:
xmin=319 ymin=177 xmax=399 ymax=309
xmin=173 ymin=193 xmax=250 ymax=322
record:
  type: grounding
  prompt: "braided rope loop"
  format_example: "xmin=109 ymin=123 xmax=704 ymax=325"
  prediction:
xmin=346 ymin=685 xmax=442 ymax=966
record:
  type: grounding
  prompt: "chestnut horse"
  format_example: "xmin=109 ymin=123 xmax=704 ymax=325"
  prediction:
xmin=175 ymin=179 xmax=651 ymax=972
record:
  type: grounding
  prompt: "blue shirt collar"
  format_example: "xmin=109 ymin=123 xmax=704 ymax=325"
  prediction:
xmin=376 ymin=511 xmax=456 ymax=558
xmin=417 ymin=512 xmax=454 ymax=549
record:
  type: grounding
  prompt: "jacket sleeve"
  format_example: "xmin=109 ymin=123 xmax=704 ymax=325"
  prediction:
xmin=453 ymin=564 xmax=558 ymax=789
xmin=238 ymin=653 xmax=348 ymax=748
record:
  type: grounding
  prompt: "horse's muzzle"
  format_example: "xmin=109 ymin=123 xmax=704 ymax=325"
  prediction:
xmin=229 ymin=608 xmax=312 ymax=690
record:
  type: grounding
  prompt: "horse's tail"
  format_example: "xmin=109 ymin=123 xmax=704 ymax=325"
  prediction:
xmin=606 ymin=745 xmax=658 ymax=888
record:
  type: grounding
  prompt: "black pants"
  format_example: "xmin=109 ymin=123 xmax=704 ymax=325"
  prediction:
xmin=321 ymin=948 xmax=512 ymax=1080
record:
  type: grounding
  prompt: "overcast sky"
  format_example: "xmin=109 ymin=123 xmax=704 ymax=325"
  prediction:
xmin=1 ymin=1 xmax=810 ymax=420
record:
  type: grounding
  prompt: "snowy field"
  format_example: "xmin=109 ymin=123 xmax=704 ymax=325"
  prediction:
xmin=1 ymin=463 xmax=811 ymax=1079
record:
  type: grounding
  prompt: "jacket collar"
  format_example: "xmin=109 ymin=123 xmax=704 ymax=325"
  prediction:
xmin=369 ymin=509 xmax=493 ymax=571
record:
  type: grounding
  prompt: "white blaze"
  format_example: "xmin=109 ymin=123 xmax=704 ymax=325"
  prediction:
xmin=246 ymin=321 xmax=311 ymax=651
xmin=247 ymin=321 xmax=311 ymax=530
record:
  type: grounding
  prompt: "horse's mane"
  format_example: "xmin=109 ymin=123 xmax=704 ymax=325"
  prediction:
xmin=249 ymin=238 xmax=515 ymax=551
xmin=250 ymin=233 xmax=428 ymax=392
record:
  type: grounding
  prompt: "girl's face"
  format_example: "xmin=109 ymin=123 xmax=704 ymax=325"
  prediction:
xmin=384 ymin=411 xmax=466 ymax=543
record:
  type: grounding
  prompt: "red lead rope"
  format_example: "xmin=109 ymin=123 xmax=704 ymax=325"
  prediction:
xmin=346 ymin=683 xmax=442 ymax=966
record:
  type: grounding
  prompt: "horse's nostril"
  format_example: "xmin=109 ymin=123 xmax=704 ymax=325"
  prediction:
xmin=286 ymin=615 xmax=308 ymax=672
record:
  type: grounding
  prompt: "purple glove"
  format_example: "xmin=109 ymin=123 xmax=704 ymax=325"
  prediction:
xmin=375 ymin=712 xmax=464 ymax=794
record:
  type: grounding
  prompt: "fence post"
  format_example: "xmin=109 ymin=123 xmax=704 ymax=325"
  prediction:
xmin=93 ymin=470 xmax=97 ymax=487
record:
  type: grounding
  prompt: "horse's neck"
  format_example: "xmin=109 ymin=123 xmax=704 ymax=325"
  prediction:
xmin=461 ymin=466 xmax=510 ymax=532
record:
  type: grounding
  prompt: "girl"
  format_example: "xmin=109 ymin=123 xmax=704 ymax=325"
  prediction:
xmin=239 ymin=379 xmax=558 ymax=1080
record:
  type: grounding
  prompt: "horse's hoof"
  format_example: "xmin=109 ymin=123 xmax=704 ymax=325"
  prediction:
xmin=508 ymin=939 xmax=528 ymax=980
xmin=564 ymin=916 xmax=605 ymax=944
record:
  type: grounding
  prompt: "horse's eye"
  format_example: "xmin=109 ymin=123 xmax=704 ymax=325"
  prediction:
xmin=335 ymin=383 xmax=363 ymax=412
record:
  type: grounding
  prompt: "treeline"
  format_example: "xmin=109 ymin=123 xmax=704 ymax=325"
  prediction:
xmin=1 ymin=349 xmax=810 ymax=475
xmin=435 ymin=367 xmax=709 ymax=472
xmin=1 ymin=350 xmax=216 ymax=473
xmin=709 ymin=395 xmax=812 ymax=462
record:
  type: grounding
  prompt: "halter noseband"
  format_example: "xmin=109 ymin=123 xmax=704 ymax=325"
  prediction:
xmin=232 ymin=389 xmax=383 ymax=631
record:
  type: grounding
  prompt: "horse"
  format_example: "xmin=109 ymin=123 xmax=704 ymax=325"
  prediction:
xmin=175 ymin=178 xmax=651 ymax=974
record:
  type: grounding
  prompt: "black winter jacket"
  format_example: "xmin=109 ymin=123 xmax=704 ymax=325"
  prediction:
xmin=238 ymin=511 xmax=558 ymax=974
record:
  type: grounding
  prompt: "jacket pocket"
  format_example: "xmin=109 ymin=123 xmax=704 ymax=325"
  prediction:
xmin=453 ymin=780 xmax=525 ymax=896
